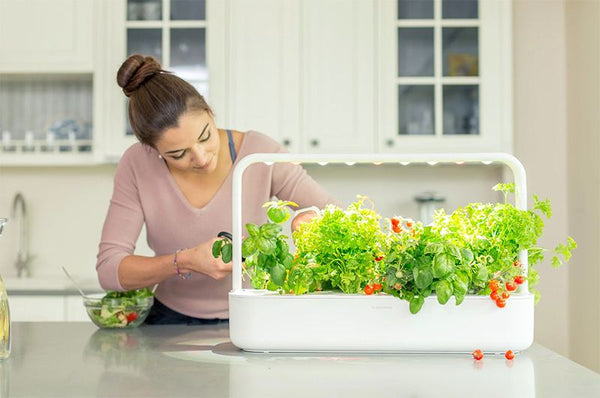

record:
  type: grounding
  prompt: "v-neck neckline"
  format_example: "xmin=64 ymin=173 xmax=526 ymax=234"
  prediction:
xmin=161 ymin=131 xmax=249 ymax=213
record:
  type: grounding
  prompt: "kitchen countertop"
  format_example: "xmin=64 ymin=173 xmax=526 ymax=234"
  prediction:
xmin=1 ymin=323 xmax=599 ymax=398
xmin=3 ymin=276 xmax=104 ymax=295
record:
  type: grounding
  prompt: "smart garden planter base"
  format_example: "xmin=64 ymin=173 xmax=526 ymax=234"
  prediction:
xmin=229 ymin=290 xmax=534 ymax=353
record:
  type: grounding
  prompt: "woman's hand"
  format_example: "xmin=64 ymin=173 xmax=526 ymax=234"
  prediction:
xmin=180 ymin=238 xmax=232 ymax=280
xmin=291 ymin=210 xmax=318 ymax=232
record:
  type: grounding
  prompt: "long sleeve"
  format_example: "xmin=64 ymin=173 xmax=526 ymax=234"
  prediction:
xmin=96 ymin=150 xmax=145 ymax=291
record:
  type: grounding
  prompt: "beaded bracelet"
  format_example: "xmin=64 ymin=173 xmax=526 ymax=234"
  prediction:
xmin=173 ymin=249 xmax=191 ymax=280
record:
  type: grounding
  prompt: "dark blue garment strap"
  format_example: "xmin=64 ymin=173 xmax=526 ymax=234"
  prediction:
xmin=227 ymin=129 xmax=237 ymax=163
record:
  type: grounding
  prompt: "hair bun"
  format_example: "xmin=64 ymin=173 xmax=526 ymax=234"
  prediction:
xmin=117 ymin=54 xmax=163 ymax=97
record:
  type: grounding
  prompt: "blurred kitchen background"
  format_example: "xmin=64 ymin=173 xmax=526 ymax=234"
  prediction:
xmin=0 ymin=0 xmax=598 ymax=372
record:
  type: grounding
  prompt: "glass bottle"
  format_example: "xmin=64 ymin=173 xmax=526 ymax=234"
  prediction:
xmin=0 ymin=218 xmax=10 ymax=360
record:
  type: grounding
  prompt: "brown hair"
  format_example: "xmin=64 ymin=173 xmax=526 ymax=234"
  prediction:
xmin=116 ymin=54 xmax=213 ymax=147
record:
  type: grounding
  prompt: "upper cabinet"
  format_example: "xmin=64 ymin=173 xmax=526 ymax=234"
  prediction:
xmin=227 ymin=0 xmax=375 ymax=153
xmin=100 ymin=0 xmax=226 ymax=159
xmin=377 ymin=0 xmax=513 ymax=153
xmin=0 ymin=0 xmax=94 ymax=72
xmin=1 ymin=0 xmax=513 ymax=166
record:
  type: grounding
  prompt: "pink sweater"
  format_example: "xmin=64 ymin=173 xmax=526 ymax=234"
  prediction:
xmin=96 ymin=131 xmax=337 ymax=318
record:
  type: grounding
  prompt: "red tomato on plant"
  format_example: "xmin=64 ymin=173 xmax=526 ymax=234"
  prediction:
xmin=375 ymin=256 xmax=383 ymax=262
xmin=496 ymin=298 xmax=506 ymax=308
xmin=506 ymin=281 xmax=517 ymax=291
xmin=126 ymin=312 xmax=138 ymax=323
xmin=501 ymin=291 xmax=510 ymax=300
xmin=490 ymin=291 xmax=499 ymax=301
xmin=489 ymin=279 xmax=500 ymax=292
xmin=472 ymin=349 xmax=484 ymax=360
xmin=364 ymin=285 xmax=374 ymax=295
xmin=505 ymin=350 xmax=515 ymax=360
xmin=392 ymin=225 xmax=401 ymax=233
xmin=391 ymin=218 xmax=400 ymax=227
xmin=373 ymin=283 xmax=382 ymax=292
xmin=406 ymin=221 xmax=413 ymax=228
xmin=514 ymin=275 xmax=525 ymax=285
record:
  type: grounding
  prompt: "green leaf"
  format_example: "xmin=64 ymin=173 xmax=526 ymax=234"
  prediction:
xmin=281 ymin=253 xmax=293 ymax=269
xmin=256 ymin=237 xmax=276 ymax=255
xmin=453 ymin=276 xmax=468 ymax=296
xmin=460 ymin=248 xmax=474 ymax=263
xmin=261 ymin=223 xmax=283 ymax=238
xmin=432 ymin=253 xmax=454 ymax=278
xmin=424 ymin=242 xmax=445 ymax=255
xmin=551 ymin=256 xmax=562 ymax=268
xmin=242 ymin=237 xmax=256 ymax=258
xmin=212 ymin=239 xmax=224 ymax=258
xmin=270 ymin=263 xmax=286 ymax=286
xmin=533 ymin=195 xmax=552 ymax=218
xmin=414 ymin=267 xmax=433 ymax=290
xmin=454 ymin=291 xmax=465 ymax=305
xmin=493 ymin=183 xmax=515 ymax=194
xmin=267 ymin=207 xmax=290 ymax=224
xmin=436 ymin=280 xmax=453 ymax=305
xmin=221 ymin=242 xmax=232 ymax=263
xmin=409 ymin=295 xmax=425 ymax=314
xmin=246 ymin=223 xmax=260 ymax=237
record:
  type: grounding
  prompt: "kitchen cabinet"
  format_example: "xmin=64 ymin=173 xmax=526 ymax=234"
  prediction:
xmin=9 ymin=295 xmax=90 ymax=322
xmin=228 ymin=0 xmax=375 ymax=153
xmin=0 ymin=0 xmax=94 ymax=73
xmin=377 ymin=0 xmax=513 ymax=153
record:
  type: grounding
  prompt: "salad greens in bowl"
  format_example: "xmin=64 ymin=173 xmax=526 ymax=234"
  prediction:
xmin=84 ymin=288 xmax=153 ymax=329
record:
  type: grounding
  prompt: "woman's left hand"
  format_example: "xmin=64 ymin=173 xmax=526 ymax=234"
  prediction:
xmin=291 ymin=210 xmax=318 ymax=232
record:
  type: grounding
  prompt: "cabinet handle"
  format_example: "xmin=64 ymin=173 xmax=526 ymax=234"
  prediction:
xmin=282 ymin=139 xmax=291 ymax=147
xmin=386 ymin=139 xmax=394 ymax=147
xmin=310 ymin=139 xmax=319 ymax=147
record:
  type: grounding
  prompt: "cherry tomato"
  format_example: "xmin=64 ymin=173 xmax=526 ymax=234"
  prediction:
xmin=489 ymin=280 xmax=500 ymax=292
xmin=406 ymin=221 xmax=413 ymax=228
xmin=126 ymin=312 xmax=138 ymax=323
xmin=506 ymin=281 xmax=517 ymax=291
xmin=373 ymin=283 xmax=382 ymax=292
xmin=513 ymin=260 xmax=523 ymax=267
xmin=490 ymin=291 xmax=499 ymax=301
xmin=505 ymin=350 xmax=515 ymax=360
xmin=472 ymin=349 xmax=484 ymax=360
xmin=392 ymin=225 xmax=401 ymax=233
xmin=496 ymin=298 xmax=506 ymax=308
xmin=514 ymin=275 xmax=525 ymax=285
xmin=501 ymin=291 xmax=510 ymax=299
xmin=391 ymin=218 xmax=400 ymax=227
xmin=375 ymin=256 xmax=383 ymax=262
xmin=364 ymin=284 xmax=374 ymax=295
xmin=394 ymin=283 xmax=402 ymax=290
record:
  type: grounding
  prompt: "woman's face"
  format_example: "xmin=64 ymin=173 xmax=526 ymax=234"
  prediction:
xmin=155 ymin=111 xmax=220 ymax=174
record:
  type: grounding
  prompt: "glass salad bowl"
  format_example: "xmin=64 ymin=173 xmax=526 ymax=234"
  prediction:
xmin=83 ymin=289 xmax=154 ymax=329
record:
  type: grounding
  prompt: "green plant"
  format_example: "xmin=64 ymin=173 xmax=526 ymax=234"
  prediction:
xmin=292 ymin=196 xmax=390 ymax=294
xmin=213 ymin=200 xmax=297 ymax=290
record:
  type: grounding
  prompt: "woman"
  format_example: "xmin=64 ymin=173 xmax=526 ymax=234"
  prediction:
xmin=96 ymin=54 xmax=338 ymax=324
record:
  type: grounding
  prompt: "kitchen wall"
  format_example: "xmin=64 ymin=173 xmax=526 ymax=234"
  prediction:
xmin=513 ymin=0 xmax=570 ymax=359
xmin=565 ymin=0 xmax=600 ymax=373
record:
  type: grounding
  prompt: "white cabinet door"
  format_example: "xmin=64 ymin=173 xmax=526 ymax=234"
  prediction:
xmin=8 ymin=296 xmax=65 ymax=322
xmin=300 ymin=0 xmax=375 ymax=153
xmin=65 ymin=296 xmax=91 ymax=322
xmin=228 ymin=0 xmax=375 ymax=153
xmin=0 ymin=0 xmax=94 ymax=72
xmin=228 ymin=0 xmax=301 ymax=152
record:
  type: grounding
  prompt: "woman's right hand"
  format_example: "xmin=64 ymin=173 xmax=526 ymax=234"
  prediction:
xmin=180 ymin=238 xmax=232 ymax=280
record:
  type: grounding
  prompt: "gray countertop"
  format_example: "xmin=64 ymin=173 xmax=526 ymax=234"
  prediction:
xmin=1 ymin=322 xmax=600 ymax=398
